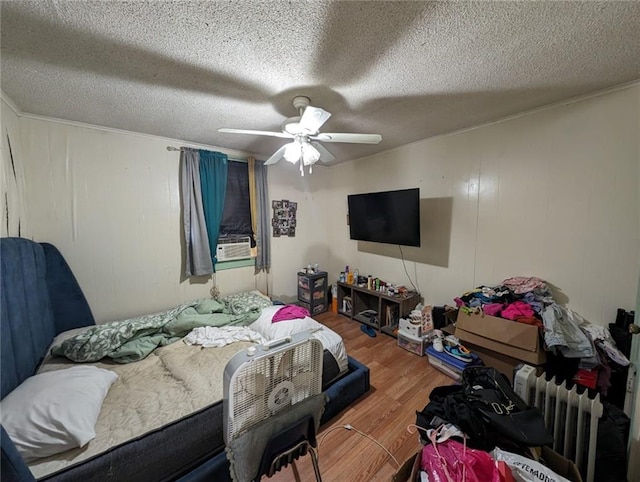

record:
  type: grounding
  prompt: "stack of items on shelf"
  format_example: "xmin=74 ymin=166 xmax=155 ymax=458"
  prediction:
xmin=338 ymin=265 xmax=412 ymax=297
xmin=451 ymin=276 xmax=630 ymax=393
xmin=395 ymin=367 xmax=581 ymax=482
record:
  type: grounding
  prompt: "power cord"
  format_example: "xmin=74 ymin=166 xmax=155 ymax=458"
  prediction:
xmin=398 ymin=245 xmax=418 ymax=293
xmin=318 ymin=424 xmax=400 ymax=468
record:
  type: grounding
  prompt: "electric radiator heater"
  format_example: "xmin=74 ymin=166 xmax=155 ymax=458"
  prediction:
xmin=514 ymin=365 xmax=604 ymax=482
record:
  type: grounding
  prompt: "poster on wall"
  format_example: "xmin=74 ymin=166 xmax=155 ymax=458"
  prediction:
xmin=272 ymin=200 xmax=297 ymax=237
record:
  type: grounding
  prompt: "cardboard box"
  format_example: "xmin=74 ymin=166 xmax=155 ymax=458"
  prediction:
xmin=455 ymin=311 xmax=546 ymax=366
xmin=459 ymin=341 xmax=532 ymax=383
xmin=392 ymin=451 xmax=421 ymax=482
xmin=541 ymin=446 xmax=583 ymax=482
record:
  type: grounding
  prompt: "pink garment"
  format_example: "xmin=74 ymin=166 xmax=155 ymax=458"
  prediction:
xmin=501 ymin=301 xmax=535 ymax=320
xmin=483 ymin=303 xmax=504 ymax=316
xmin=272 ymin=304 xmax=310 ymax=322
xmin=502 ymin=276 xmax=546 ymax=294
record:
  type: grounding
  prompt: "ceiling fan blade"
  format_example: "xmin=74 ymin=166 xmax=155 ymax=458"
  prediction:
xmin=218 ymin=128 xmax=293 ymax=139
xmin=310 ymin=142 xmax=335 ymax=163
xmin=263 ymin=145 xmax=288 ymax=165
xmin=311 ymin=133 xmax=382 ymax=144
xmin=298 ymin=106 xmax=331 ymax=134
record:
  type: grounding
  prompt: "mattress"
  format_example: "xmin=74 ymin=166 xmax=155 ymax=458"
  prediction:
xmin=29 ymin=310 xmax=348 ymax=480
xmin=31 ymin=338 xmax=254 ymax=479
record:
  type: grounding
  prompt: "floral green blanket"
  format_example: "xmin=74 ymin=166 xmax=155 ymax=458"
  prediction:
xmin=52 ymin=292 xmax=273 ymax=363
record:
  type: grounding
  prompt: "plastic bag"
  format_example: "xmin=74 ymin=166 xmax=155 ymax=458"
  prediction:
xmin=421 ymin=439 xmax=501 ymax=482
xmin=491 ymin=448 xmax=571 ymax=482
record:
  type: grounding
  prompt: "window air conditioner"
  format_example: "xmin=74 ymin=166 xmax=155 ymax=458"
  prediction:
xmin=216 ymin=236 xmax=252 ymax=262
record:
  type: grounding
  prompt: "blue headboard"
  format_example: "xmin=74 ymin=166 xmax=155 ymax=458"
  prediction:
xmin=1 ymin=237 xmax=96 ymax=481
xmin=1 ymin=237 xmax=95 ymax=398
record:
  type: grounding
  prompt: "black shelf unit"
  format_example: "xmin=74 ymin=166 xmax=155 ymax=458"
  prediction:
xmin=297 ymin=271 xmax=328 ymax=315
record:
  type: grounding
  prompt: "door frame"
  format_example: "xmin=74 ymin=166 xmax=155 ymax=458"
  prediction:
xmin=626 ymin=273 xmax=640 ymax=481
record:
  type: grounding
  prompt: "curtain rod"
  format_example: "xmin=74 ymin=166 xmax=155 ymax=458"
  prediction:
xmin=166 ymin=145 xmax=250 ymax=163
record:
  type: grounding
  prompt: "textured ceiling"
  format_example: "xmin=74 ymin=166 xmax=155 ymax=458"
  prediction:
xmin=2 ymin=1 xmax=639 ymax=164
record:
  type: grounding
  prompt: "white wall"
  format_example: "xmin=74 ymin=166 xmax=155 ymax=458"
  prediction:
xmin=5 ymin=112 xmax=330 ymax=323
xmin=324 ymin=85 xmax=640 ymax=326
xmin=4 ymin=85 xmax=638 ymax=326
xmin=267 ymin=162 xmax=333 ymax=302
xmin=1 ymin=98 xmax=28 ymax=237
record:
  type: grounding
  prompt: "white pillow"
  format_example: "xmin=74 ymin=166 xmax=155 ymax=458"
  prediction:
xmin=1 ymin=365 xmax=118 ymax=461
xmin=250 ymin=305 xmax=321 ymax=340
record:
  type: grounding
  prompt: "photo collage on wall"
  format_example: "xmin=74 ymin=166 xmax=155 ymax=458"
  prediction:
xmin=272 ymin=200 xmax=297 ymax=237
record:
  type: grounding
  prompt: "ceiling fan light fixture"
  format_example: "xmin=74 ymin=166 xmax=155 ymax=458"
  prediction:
xmin=283 ymin=141 xmax=302 ymax=163
xmin=219 ymin=95 xmax=382 ymax=175
xmin=302 ymin=142 xmax=320 ymax=166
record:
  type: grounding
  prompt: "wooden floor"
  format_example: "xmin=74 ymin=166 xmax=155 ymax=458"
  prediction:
xmin=269 ymin=312 xmax=454 ymax=482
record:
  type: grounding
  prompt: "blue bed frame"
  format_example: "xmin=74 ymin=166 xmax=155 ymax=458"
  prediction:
xmin=0 ymin=237 xmax=370 ymax=481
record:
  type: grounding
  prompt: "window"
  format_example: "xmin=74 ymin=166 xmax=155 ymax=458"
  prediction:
xmin=181 ymin=149 xmax=269 ymax=276
xmin=219 ymin=160 xmax=253 ymax=242
xmin=215 ymin=160 xmax=255 ymax=270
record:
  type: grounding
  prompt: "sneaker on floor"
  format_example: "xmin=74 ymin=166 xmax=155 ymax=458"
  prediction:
xmin=444 ymin=334 xmax=461 ymax=345
xmin=444 ymin=341 xmax=473 ymax=363
xmin=360 ymin=324 xmax=377 ymax=337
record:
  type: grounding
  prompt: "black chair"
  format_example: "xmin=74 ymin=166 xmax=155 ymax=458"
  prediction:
xmin=257 ymin=414 xmax=321 ymax=481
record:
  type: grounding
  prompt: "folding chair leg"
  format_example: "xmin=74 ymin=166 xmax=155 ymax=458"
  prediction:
xmin=309 ymin=447 xmax=322 ymax=482
xmin=291 ymin=461 xmax=301 ymax=482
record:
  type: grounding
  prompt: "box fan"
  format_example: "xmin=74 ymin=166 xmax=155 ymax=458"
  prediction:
xmin=223 ymin=333 xmax=326 ymax=481
xmin=223 ymin=332 xmax=324 ymax=440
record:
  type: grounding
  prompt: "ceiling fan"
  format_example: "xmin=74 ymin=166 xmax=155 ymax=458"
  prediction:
xmin=218 ymin=96 xmax=382 ymax=175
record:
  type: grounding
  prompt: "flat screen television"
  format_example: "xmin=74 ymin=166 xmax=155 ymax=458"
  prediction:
xmin=347 ymin=188 xmax=420 ymax=247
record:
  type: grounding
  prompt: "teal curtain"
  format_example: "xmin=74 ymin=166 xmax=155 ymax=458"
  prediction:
xmin=199 ymin=150 xmax=228 ymax=270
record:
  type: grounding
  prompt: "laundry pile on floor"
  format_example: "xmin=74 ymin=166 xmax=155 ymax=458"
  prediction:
xmin=452 ymin=276 xmax=630 ymax=394
xmin=404 ymin=367 xmax=578 ymax=482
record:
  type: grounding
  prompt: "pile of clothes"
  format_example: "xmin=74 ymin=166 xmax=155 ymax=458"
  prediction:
xmin=453 ymin=276 xmax=630 ymax=394
xmin=413 ymin=367 xmax=572 ymax=482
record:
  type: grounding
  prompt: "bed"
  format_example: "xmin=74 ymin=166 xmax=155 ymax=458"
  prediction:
xmin=0 ymin=237 xmax=370 ymax=482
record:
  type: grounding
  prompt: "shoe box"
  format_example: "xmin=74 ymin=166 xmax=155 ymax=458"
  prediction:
xmin=425 ymin=345 xmax=483 ymax=381
xmin=399 ymin=317 xmax=422 ymax=337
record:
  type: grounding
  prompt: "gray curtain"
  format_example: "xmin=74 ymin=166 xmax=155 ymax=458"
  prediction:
xmin=181 ymin=148 xmax=214 ymax=276
xmin=254 ymin=162 xmax=271 ymax=273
